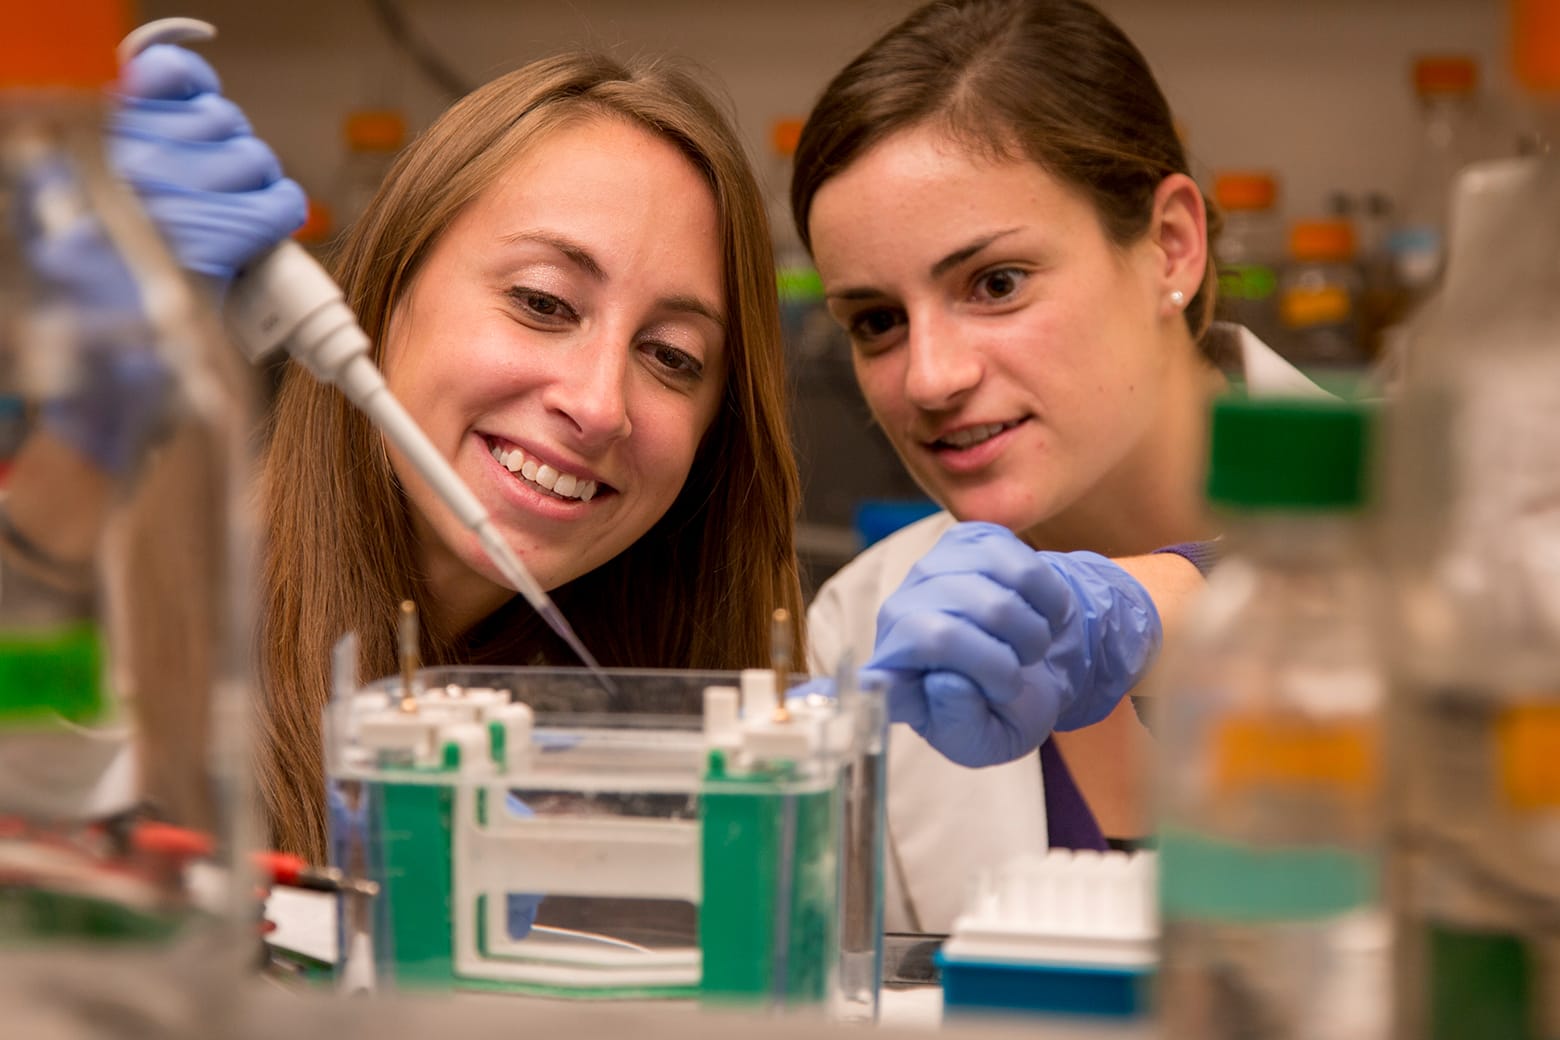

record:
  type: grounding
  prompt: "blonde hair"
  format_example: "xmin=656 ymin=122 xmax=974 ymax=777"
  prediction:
xmin=258 ymin=52 xmax=802 ymax=860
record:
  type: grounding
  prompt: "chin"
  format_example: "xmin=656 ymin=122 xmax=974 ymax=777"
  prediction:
xmin=945 ymin=493 xmax=1056 ymax=536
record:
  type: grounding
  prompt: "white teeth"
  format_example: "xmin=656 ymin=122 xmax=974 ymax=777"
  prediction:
xmin=488 ymin=441 xmax=600 ymax=502
xmin=942 ymin=422 xmax=1010 ymax=448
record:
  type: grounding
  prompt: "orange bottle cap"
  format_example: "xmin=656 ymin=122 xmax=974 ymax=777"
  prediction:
xmin=1213 ymin=171 xmax=1278 ymax=212
xmin=1412 ymin=55 xmax=1478 ymax=96
xmin=1 ymin=0 xmax=126 ymax=90
xmin=294 ymin=197 xmax=334 ymax=244
xmin=1289 ymin=219 xmax=1356 ymax=262
xmin=344 ymin=109 xmax=407 ymax=152
xmin=770 ymin=118 xmax=804 ymax=158
xmin=1513 ymin=0 xmax=1560 ymax=93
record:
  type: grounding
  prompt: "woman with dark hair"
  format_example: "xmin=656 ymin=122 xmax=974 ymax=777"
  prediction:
xmin=112 ymin=45 xmax=803 ymax=863
xmin=794 ymin=0 xmax=1328 ymax=931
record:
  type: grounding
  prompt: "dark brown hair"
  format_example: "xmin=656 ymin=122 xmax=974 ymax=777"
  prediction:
xmin=258 ymin=52 xmax=803 ymax=860
xmin=791 ymin=0 xmax=1221 ymax=349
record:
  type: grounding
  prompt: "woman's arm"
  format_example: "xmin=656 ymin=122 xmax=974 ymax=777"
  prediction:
xmin=1050 ymin=551 xmax=1205 ymax=839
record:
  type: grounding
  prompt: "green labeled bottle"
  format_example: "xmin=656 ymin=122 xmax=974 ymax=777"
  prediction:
xmin=1157 ymin=396 xmax=1390 ymax=1039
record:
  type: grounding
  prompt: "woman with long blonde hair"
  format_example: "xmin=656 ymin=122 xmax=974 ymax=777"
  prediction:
xmin=114 ymin=46 xmax=803 ymax=862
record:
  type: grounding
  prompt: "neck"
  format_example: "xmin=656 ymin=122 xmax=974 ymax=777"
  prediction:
xmin=1023 ymin=334 xmax=1227 ymax=556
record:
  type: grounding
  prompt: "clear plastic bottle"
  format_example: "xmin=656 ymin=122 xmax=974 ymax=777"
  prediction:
xmin=1354 ymin=191 xmax=1402 ymax=364
xmin=1213 ymin=170 xmax=1285 ymax=348
xmin=1278 ymin=218 xmax=1365 ymax=369
xmin=1384 ymin=6 xmax=1560 ymax=1033
xmin=0 ymin=4 xmax=259 ymax=1031
xmin=331 ymin=107 xmax=406 ymax=235
xmin=1387 ymin=56 xmax=1482 ymax=307
xmin=1157 ymin=396 xmax=1389 ymax=1040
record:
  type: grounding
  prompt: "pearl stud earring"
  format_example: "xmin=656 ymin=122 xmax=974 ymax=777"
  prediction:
xmin=1168 ymin=289 xmax=1186 ymax=309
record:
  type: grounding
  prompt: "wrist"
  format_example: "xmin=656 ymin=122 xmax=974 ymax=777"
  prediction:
xmin=1048 ymin=550 xmax=1163 ymax=731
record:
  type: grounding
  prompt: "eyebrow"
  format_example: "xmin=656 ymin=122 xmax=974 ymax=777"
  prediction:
xmin=500 ymin=229 xmax=605 ymax=281
xmin=501 ymin=230 xmax=725 ymax=329
xmin=826 ymin=227 xmax=1024 ymax=301
xmin=930 ymin=227 xmax=1023 ymax=277
xmin=661 ymin=294 xmax=727 ymax=331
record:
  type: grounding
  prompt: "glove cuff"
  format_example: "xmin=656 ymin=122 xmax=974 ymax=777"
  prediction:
xmin=1048 ymin=551 xmax=1163 ymax=731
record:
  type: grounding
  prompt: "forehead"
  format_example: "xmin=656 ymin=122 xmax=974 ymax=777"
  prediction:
xmin=807 ymin=124 xmax=1100 ymax=263
xmin=469 ymin=114 xmax=712 ymax=221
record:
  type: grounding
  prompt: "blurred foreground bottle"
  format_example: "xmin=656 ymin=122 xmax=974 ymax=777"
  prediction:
xmin=1158 ymin=396 xmax=1389 ymax=1040
xmin=0 ymin=4 xmax=260 ymax=1035
xmin=1385 ymin=5 xmax=1560 ymax=1037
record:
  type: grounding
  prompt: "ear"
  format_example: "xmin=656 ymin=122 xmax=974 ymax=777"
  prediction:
xmin=1148 ymin=173 xmax=1208 ymax=317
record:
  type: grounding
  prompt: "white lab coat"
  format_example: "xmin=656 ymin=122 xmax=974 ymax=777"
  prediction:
xmin=805 ymin=327 xmax=1329 ymax=933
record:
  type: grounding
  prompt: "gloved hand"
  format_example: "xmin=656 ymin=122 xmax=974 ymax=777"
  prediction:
xmin=865 ymin=522 xmax=1161 ymax=768
xmin=111 ymin=44 xmax=306 ymax=288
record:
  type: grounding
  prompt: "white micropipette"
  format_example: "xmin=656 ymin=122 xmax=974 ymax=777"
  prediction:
xmin=121 ymin=20 xmax=609 ymax=680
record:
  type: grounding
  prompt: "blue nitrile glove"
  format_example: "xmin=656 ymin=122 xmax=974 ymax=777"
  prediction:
xmin=865 ymin=521 xmax=1161 ymax=768
xmin=111 ymin=44 xmax=306 ymax=289
xmin=505 ymin=792 xmax=543 ymax=940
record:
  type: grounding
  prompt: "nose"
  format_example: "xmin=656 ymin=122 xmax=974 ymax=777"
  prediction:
xmin=544 ymin=336 xmax=633 ymax=447
xmin=902 ymin=307 xmax=982 ymax=412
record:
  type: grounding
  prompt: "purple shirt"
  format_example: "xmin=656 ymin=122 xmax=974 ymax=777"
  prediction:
xmin=1039 ymin=738 xmax=1108 ymax=850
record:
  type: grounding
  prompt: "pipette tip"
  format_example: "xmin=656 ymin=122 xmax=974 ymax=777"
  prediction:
xmin=770 ymin=607 xmax=793 ymax=723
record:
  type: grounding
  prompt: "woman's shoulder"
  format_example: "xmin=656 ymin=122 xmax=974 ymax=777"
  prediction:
xmin=813 ymin=510 xmax=956 ymax=612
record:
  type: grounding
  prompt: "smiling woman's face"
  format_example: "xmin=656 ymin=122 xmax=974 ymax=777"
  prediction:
xmin=381 ymin=115 xmax=728 ymax=631
xmin=807 ymin=124 xmax=1176 ymax=542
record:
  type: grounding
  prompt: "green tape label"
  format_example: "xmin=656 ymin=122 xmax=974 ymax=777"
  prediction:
xmin=1218 ymin=263 xmax=1278 ymax=301
xmin=0 ymin=623 xmax=106 ymax=726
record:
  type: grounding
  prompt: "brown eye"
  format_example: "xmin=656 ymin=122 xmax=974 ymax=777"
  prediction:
xmin=976 ymin=268 xmax=1025 ymax=300
xmin=506 ymin=286 xmax=576 ymax=325
xmin=653 ymin=343 xmax=702 ymax=378
xmin=850 ymin=307 xmax=905 ymax=340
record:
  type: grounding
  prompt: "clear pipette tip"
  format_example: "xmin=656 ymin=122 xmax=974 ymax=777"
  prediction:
xmin=475 ymin=524 xmax=616 ymax=694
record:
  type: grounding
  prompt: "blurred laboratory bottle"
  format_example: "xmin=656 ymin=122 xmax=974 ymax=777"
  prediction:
xmin=1277 ymin=218 xmax=1365 ymax=371
xmin=1157 ymin=396 xmax=1389 ymax=1040
xmin=292 ymin=195 xmax=335 ymax=260
xmin=1385 ymin=5 xmax=1560 ymax=1036
xmin=768 ymin=117 xmax=828 ymax=359
xmin=0 ymin=3 xmax=260 ymax=1032
xmin=1386 ymin=56 xmax=1481 ymax=309
xmin=1353 ymin=191 xmax=1401 ymax=363
xmin=331 ymin=106 xmax=406 ymax=236
xmin=1212 ymin=170 xmax=1285 ymax=348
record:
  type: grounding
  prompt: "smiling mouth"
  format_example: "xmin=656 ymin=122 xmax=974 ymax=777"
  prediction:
xmin=929 ymin=419 xmax=1025 ymax=450
xmin=486 ymin=438 xmax=611 ymax=502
